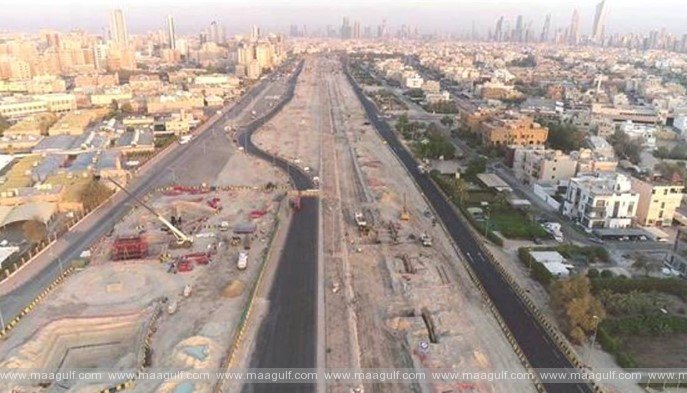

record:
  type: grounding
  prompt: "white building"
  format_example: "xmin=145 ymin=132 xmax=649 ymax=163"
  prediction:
xmin=619 ymin=121 xmax=656 ymax=148
xmin=403 ymin=72 xmax=424 ymax=89
xmin=675 ymin=115 xmax=687 ymax=136
xmin=562 ymin=173 xmax=639 ymax=229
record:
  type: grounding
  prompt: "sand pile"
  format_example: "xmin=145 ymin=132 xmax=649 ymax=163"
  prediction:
xmin=222 ymin=280 xmax=246 ymax=298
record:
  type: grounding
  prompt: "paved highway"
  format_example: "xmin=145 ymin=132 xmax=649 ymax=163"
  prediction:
xmin=0 ymin=68 xmax=286 ymax=326
xmin=343 ymin=60 xmax=593 ymax=393
xmin=236 ymin=62 xmax=318 ymax=393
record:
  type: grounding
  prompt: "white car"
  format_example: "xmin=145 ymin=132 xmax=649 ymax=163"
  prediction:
xmin=237 ymin=251 xmax=248 ymax=270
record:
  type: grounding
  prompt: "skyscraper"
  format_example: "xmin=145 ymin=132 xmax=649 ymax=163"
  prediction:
xmin=494 ymin=16 xmax=504 ymax=42
xmin=251 ymin=25 xmax=261 ymax=41
xmin=209 ymin=21 xmax=225 ymax=44
xmin=353 ymin=21 xmax=361 ymax=39
xmin=569 ymin=9 xmax=580 ymax=45
xmin=515 ymin=15 xmax=524 ymax=42
xmin=592 ymin=0 xmax=608 ymax=43
xmin=341 ymin=17 xmax=352 ymax=39
xmin=540 ymin=14 xmax=551 ymax=43
xmin=166 ymin=15 xmax=176 ymax=49
xmin=110 ymin=9 xmax=128 ymax=45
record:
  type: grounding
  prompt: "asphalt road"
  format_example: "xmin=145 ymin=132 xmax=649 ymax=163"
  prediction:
xmin=236 ymin=61 xmax=318 ymax=393
xmin=0 ymin=69 xmax=284 ymax=325
xmin=343 ymin=60 xmax=594 ymax=393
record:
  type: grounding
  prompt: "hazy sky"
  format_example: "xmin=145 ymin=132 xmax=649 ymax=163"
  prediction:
xmin=0 ymin=0 xmax=684 ymax=36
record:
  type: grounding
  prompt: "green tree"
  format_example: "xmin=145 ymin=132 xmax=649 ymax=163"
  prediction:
xmin=546 ymin=122 xmax=584 ymax=152
xmin=550 ymin=275 xmax=606 ymax=344
xmin=440 ymin=115 xmax=455 ymax=128
xmin=608 ymin=130 xmax=642 ymax=164
xmin=464 ymin=157 xmax=487 ymax=181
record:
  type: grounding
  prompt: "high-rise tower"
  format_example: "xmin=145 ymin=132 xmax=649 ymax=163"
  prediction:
xmin=110 ymin=9 xmax=128 ymax=45
xmin=592 ymin=0 xmax=608 ymax=43
xmin=166 ymin=15 xmax=176 ymax=49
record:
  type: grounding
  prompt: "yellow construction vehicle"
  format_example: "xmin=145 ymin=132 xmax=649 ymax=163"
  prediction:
xmin=400 ymin=193 xmax=410 ymax=221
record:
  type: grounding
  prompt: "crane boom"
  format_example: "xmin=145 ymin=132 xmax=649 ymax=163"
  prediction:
xmin=105 ymin=177 xmax=193 ymax=245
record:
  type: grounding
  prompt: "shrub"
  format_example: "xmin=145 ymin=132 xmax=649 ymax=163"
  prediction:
xmin=587 ymin=268 xmax=600 ymax=279
xmin=600 ymin=270 xmax=615 ymax=279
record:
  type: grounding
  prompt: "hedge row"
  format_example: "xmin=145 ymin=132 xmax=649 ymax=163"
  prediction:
xmin=592 ymin=277 xmax=687 ymax=301
xmin=601 ymin=314 xmax=687 ymax=336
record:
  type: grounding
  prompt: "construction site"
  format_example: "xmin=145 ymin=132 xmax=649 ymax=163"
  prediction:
xmin=0 ymin=96 xmax=292 ymax=393
xmin=231 ymin=56 xmax=536 ymax=393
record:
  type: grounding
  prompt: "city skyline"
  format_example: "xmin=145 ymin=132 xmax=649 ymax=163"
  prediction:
xmin=0 ymin=0 xmax=685 ymax=37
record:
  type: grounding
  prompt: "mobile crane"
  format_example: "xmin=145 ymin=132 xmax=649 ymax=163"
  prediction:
xmin=106 ymin=177 xmax=194 ymax=246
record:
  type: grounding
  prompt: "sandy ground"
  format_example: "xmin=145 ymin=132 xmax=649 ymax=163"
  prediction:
xmin=271 ymin=55 xmax=535 ymax=393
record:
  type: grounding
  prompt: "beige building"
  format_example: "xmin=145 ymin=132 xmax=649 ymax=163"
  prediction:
xmin=74 ymin=73 xmax=119 ymax=89
xmin=0 ymin=75 xmax=66 ymax=94
xmin=512 ymin=148 xmax=578 ymax=184
xmin=631 ymin=177 xmax=684 ymax=227
xmin=481 ymin=114 xmax=548 ymax=146
xmin=3 ymin=113 xmax=57 ymax=137
xmin=146 ymin=92 xmax=204 ymax=114
xmin=164 ymin=111 xmax=195 ymax=135
xmin=90 ymin=87 xmax=133 ymax=107
xmin=48 ymin=108 xmax=107 ymax=136
xmin=574 ymin=149 xmax=618 ymax=174
xmin=0 ymin=93 xmax=76 ymax=119
xmin=129 ymin=74 xmax=163 ymax=92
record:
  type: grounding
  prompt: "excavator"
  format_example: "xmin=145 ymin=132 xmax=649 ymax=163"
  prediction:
xmin=106 ymin=177 xmax=194 ymax=247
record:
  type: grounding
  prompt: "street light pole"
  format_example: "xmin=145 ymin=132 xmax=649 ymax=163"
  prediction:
xmin=586 ymin=315 xmax=599 ymax=366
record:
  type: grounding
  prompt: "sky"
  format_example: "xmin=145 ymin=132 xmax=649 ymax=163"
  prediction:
xmin=0 ymin=0 xmax=684 ymax=37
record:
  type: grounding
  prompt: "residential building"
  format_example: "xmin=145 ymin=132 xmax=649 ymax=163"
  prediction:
xmin=573 ymin=148 xmax=618 ymax=174
xmin=89 ymin=87 xmax=133 ymax=106
xmin=480 ymin=114 xmax=548 ymax=146
xmin=129 ymin=74 xmax=163 ymax=92
xmin=0 ymin=93 xmax=76 ymax=119
xmin=563 ymin=173 xmax=639 ymax=229
xmin=478 ymin=81 xmax=523 ymax=101
xmin=47 ymin=108 xmax=107 ymax=136
xmin=512 ymin=147 xmax=577 ymax=184
xmin=631 ymin=177 xmax=684 ymax=227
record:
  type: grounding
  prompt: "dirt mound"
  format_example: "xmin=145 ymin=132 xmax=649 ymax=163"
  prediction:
xmin=222 ymin=280 xmax=246 ymax=298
